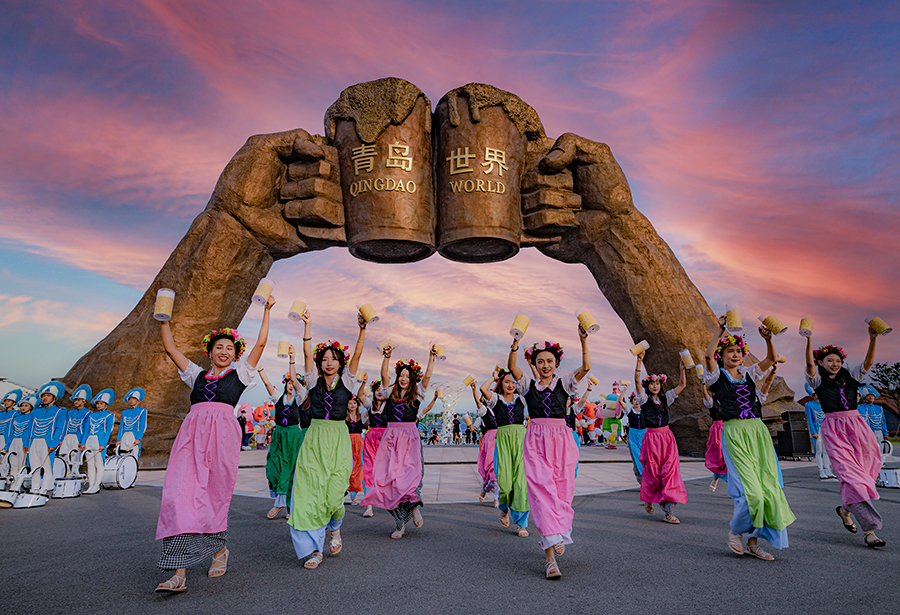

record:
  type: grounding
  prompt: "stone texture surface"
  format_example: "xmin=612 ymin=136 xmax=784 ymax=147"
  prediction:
xmin=63 ymin=79 xmax=800 ymax=464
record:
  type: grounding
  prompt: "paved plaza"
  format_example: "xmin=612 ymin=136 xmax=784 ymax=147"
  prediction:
xmin=2 ymin=446 xmax=897 ymax=614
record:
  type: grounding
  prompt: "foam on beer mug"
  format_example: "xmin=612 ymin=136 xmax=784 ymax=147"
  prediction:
xmin=277 ymin=339 xmax=290 ymax=359
xmin=357 ymin=303 xmax=379 ymax=324
xmin=575 ymin=309 xmax=600 ymax=335
xmin=287 ymin=299 xmax=307 ymax=322
xmin=799 ymin=317 xmax=814 ymax=338
xmin=630 ymin=340 xmax=650 ymax=356
xmin=252 ymin=278 xmax=274 ymax=306
xmin=463 ymin=375 xmax=475 ymax=387
xmin=589 ymin=376 xmax=599 ymax=386
xmin=679 ymin=349 xmax=695 ymax=369
xmin=436 ymin=344 xmax=447 ymax=361
xmin=758 ymin=313 xmax=788 ymax=336
xmin=153 ymin=288 xmax=175 ymax=322
xmin=866 ymin=317 xmax=892 ymax=336
xmin=725 ymin=304 xmax=742 ymax=333
xmin=510 ymin=314 xmax=530 ymax=340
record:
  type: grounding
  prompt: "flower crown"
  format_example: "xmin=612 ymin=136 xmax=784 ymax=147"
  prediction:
xmin=628 ymin=392 xmax=637 ymax=405
xmin=814 ymin=344 xmax=847 ymax=362
xmin=395 ymin=359 xmax=423 ymax=381
xmin=282 ymin=373 xmax=306 ymax=386
xmin=202 ymin=328 xmax=245 ymax=360
xmin=641 ymin=374 xmax=667 ymax=387
xmin=370 ymin=378 xmax=382 ymax=392
xmin=714 ymin=335 xmax=747 ymax=361
xmin=314 ymin=340 xmax=349 ymax=362
xmin=524 ymin=341 xmax=563 ymax=363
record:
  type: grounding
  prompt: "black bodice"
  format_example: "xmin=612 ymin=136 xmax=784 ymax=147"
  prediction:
xmin=189 ymin=368 xmax=246 ymax=407
xmin=709 ymin=370 xmax=762 ymax=421
xmin=308 ymin=374 xmax=352 ymax=421
xmin=523 ymin=378 xmax=569 ymax=420
xmin=815 ymin=367 xmax=860 ymax=414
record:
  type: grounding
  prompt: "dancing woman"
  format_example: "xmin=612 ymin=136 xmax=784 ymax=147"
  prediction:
xmin=620 ymin=390 xmax=646 ymax=485
xmin=472 ymin=378 xmax=499 ymax=506
xmin=259 ymin=344 xmax=307 ymax=520
xmin=701 ymin=378 xmax=728 ymax=492
xmin=361 ymin=343 xmax=436 ymax=539
xmin=704 ymin=317 xmax=794 ymax=561
xmin=288 ymin=310 xmax=367 ymax=569
xmin=805 ymin=326 xmax=884 ymax=548
xmin=359 ymin=378 xmax=388 ymax=518
xmin=155 ymin=295 xmax=274 ymax=592
xmin=508 ymin=324 xmax=590 ymax=580
xmin=346 ymin=395 xmax=366 ymax=505
xmin=480 ymin=369 xmax=529 ymax=536
xmin=633 ymin=352 xmax=687 ymax=524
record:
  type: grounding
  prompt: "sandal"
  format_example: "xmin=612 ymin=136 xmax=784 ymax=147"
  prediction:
xmin=545 ymin=561 xmax=562 ymax=580
xmin=494 ymin=500 xmax=499 ymax=508
xmin=727 ymin=532 xmax=744 ymax=555
xmin=412 ymin=507 xmax=424 ymax=529
xmin=746 ymin=544 xmax=775 ymax=561
xmin=554 ymin=542 xmax=565 ymax=557
xmin=709 ymin=480 xmax=718 ymax=492
xmin=500 ymin=512 xmax=510 ymax=528
xmin=267 ymin=506 xmax=285 ymax=520
xmin=303 ymin=552 xmax=323 ymax=569
xmin=864 ymin=531 xmax=886 ymax=549
xmin=836 ymin=506 xmax=857 ymax=533
xmin=644 ymin=502 xmax=654 ymax=515
xmin=664 ymin=515 xmax=681 ymax=525
xmin=516 ymin=526 xmax=529 ymax=538
xmin=155 ymin=573 xmax=186 ymax=593
xmin=479 ymin=491 xmax=486 ymax=503
xmin=329 ymin=530 xmax=342 ymax=555
xmin=391 ymin=525 xmax=405 ymax=540
xmin=362 ymin=505 xmax=374 ymax=517
xmin=207 ymin=548 xmax=229 ymax=578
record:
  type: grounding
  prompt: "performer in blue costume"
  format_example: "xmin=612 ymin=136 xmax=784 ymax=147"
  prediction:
xmin=0 ymin=388 xmax=22 ymax=454
xmin=4 ymin=395 xmax=36 ymax=478
xmin=28 ymin=382 xmax=67 ymax=494
xmin=59 ymin=384 xmax=91 ymax=466
xmin=858 ymin=386 xmax=888 ymax=443
xmin=804 ymin=384 xmax=833 ymax=478
xmin=118 ymin=387 xmax=148 ymax=459
xmin=81 ymin=389 xmax=115 ymax=494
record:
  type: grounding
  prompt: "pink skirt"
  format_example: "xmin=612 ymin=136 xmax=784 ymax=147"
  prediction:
xmin=820 ymin=410 xmax=881 ymax=507
xmin=639 ymin=426 xmax=687 ymax=504
xmin=156 ymin=402 xmax=241 ymax=540
xmin=361 ymin=422 xmax=423 ymax=510
xmin=705 ymin=420 xmax=728 ymax=475
xmin=477 ymin=429 xmax=498 ymax=490
xmin=362 ymin=427 xmax=386 ymax=493
xmin=522 ymin=418 xmax=579 ymax=542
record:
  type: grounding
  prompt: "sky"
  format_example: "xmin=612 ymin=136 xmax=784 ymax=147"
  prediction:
xmin=1 ymin=0 xmax=898 ymax=413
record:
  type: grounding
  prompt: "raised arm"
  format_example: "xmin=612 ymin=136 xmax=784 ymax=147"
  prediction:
xmin=479 ymin=372 xmax=497 ymax=405
xmin=634 ymin=351 xmax=645 ymax=396
xmin=301 ymin=310 xmax=314 ymax=375
xmin=805 ymin=335 xmax=816 ymax=378
xmin=421 ymin=344 xmax=437 ymax=390
xmin=246 ymin=295 xmax=275 ymax=369
xmin=863 ymin=326 xmax=878 ymax=372
xmin=700 ymin=378 xmax=712 ymax=404
xmin=161 ymin=321 xmax=190 ymax=372
xmin=347 ymin=314 xmax=367 ymax=376
xmin=706 ymin=315 xmax=727 ymax=372
xmin=288 ymin=344 xmax=304 ymax=394
xmin=258 ymin=364 xmax=276 ymax=397
xmin=573 ymin=324 xmax=590 ymax=382
xmin=759 ymin=366 xmax=777 ymax=396
xmin=419 ymin=391 xmax=439 ymax=419
xmin=755 ymin=325 xmax=776 ymax=373
xmin=471 ymin=381 xmax=484 ymax=412
xmin=672 ymin=361 xmax=687 ymax=396
xmin=508 ymin=339 xmax=524 ymax=381
xmin=380 ymin=342 xmax=394 ymax=388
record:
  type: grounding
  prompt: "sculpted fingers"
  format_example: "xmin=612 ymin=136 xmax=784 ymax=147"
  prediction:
xmin=282 ymin=134 xmax=344 ymax=237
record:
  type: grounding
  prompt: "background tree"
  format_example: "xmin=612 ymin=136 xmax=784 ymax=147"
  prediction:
xmin=867 ymin=362 xmax=900 ymax=437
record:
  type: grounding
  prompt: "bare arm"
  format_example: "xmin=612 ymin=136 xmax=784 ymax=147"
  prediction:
xmin=573 ymin=324 xmax=590 ymax=382
xmin=863 ymin=327 xmax=878 ymax=372
xmin=480 ymin=375 xmax=496 ymax=403
xmin=706 ymin=315 xmax=727 ymax=372
xmin=577 ymin=382 xmax=593 ymax=411
xmin=672 ymin=361 xmax=687 ymax=396
xmin=380 ymin=343 xmax=393 ymax=388
xmin=634 ymin=351 xmax=645 ymax=396
xmin=421 ymin=344 xmax=437 ymax=390
xmin=422 ymin=392 xmax=438 ymax=415
xmin=700 ymin=380 xmax=712 ymax=403
xmin=347 ymin=314 xmax=367 ymax=376
xmin=471 ymin=382 xmax=483 ymax=410
xmin=805 ymin=335 xmax=816 ymax=378
xmin=258 ymin=366 xmax=276 ymax=397
xmin=301 ymin=310 xmax=314 ymax=375
xmin=246 ymin=295 xmax=275 ymax=369
xmin=161 ymin=321 xmax=190 ymax=372
xmin=508 ymin=339 xmax=523 ymax=381
xmin=759 ymin=367 xmax=776 ymax=395
xmin=288 ymin=344 xmax=304 ymax=394
xmin=755 ymin=325 xmax=776 ymax=373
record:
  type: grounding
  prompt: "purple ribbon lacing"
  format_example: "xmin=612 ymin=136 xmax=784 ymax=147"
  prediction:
xmin=735 ymin=382 xmax=754 ymax=419
xmin=541 ymin=390 xmax=552 ymax=417
xmin=204 ymin=379 xmax=217 ymax=402
xmin=394 ymin=401 xmax=405 ymax=422
xmin=839 ymin=387 xmax=850 ymax=411
xmin=323 ymin=391 xmax=333 ymax=420
xmin=504 ymin=401 xmax=516 ymax=425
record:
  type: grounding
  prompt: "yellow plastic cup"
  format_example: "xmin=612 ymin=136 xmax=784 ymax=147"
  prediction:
xmin=575 ymin=309 xmax=600 ymax=335
xmin=589 ymin=376 xmax=599 ymax=386
xmin=463 ymin=375 xmax=475 ymax=387
xmin=436 ymin=344 xmax=447 ymax=361
xmin=436 ymin=389 xmax=444 ymax=399
xmin=357 ymin=303 xmax=379 ymax=324
xmin=758 ymin=313 xmax=788 ymax=335
xmin=866 ymin=317 xmax=892 ymax=336
xmin=277 ymin=339 xmax=290 ymax=359
xmin=630 ymin=340 xmax=650 ymax=356
xmin=153 ymin=288 xmax=175 ymax=322
xmin=694 ymin=364 xmax=704 ymax=377
xmin=252 ymin=278 xmax=274 ymax=306
xmin=799 ymin=317 xmax=814 ymax=337
xmin=679 ymin=349 xmax=695 ymax=369
xmin=725 ymin=304 xmax=742 ymax=333
xmin=287 ymin=299 xmax=307 ymax=322
xmin=510 ymin=314 xmax=530 ymax=340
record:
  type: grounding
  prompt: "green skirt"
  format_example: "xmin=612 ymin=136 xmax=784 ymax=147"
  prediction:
xmin=265 ymin=425 xmax=305 ymax=505
xmin=495 ymin=424 xmax=530 ymax=518
xmin=288 ymin=419 xmax=352 ymax=531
